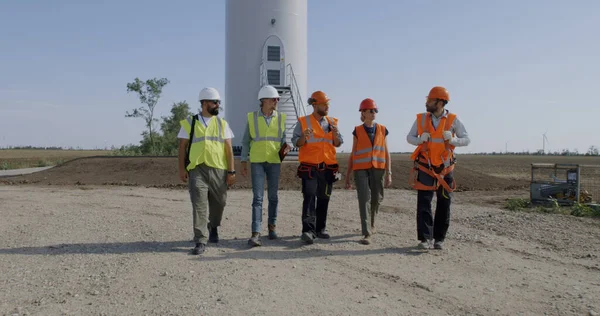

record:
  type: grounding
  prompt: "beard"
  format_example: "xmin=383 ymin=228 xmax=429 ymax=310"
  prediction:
xmin=426 ymin=104 xmax=437 ymax=113
xmin=208 ymin=107 xmax=219 ymax=116
xmin=317 ymin=109 xmax=328 ymax=116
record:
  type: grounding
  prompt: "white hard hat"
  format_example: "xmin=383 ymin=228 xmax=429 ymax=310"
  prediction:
xmin=199 ymin=87 xmax=221 ymax=101
xmin=257 ymin=85 xmax=280 ymax=101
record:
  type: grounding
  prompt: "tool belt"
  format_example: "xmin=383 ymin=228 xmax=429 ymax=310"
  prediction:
xmin=297 ymin=162 xmax=339 ymax=182
xmin=409 ymin=155 xmax=456 ymax=192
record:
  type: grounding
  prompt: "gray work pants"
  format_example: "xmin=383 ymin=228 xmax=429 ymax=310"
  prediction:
xmin=188 ymin=164 xmax=228 ymax=244
xmin=353 ymin=168 xmax=385 ymax=236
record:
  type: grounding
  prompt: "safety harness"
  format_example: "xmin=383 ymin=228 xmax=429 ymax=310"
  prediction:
xmin=409 ymin=114 xmax=457 ymax=192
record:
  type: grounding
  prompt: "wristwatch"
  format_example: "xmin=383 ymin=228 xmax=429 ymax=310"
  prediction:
xmin=227 ymin=170 xmax=236 ymax=175
xmin=386 ymin=171 xmax=392 ymax=175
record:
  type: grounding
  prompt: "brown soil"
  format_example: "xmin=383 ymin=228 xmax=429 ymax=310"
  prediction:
xmin=0 ymin=155 xmax=529 ymax=192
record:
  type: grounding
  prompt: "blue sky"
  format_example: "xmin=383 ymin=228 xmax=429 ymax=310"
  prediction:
xmin=1 ymin=0 xmax=598 ymax=154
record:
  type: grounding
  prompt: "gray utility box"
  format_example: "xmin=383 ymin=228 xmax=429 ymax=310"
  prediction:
xmin=530 ymin=163 xmax=581 ymax=205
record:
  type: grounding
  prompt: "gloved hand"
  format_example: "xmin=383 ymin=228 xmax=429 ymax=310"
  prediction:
xmin=443 ymin=131 xmax=453 ymax=141
xmin=419 ymin=132 xmax=430 ymax=144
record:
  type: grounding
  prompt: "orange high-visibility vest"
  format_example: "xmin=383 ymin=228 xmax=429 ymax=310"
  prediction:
xmin=298 ymin=115 xmax=338 ymax=165
xmin=410 ymin=112 xmax=457 ymax=167
xmin=352 ymin=124 xmax=387 ymax=170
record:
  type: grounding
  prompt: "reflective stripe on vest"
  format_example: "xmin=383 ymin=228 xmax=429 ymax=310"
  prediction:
xmin=352 ymin=124 xmax=386 ymax=170
xmin=186 ymin=116 xmax=224 ymax=144
xmin=304 ymin=114 xmax=334 ymax=145
xmin=248 ymin=111 xmax=286 ymax=163
xmin=298 ymin=115 xmax=338 ymax=165
xmin=410 ymin=112 xmax=456 ymax=167
xmin=180 ymin=115 xmax=227 ymax=170
xmin=251 ymin=111 xmax=283 ymax=141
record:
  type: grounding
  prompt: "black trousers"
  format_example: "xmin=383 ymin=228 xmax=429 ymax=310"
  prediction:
xmin=299 ymin=165 xmax=335 ymax=235
xmin=416 ymin=166 xmax=454 ymax=242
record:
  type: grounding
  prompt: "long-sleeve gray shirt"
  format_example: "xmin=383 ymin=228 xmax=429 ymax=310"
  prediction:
xmin=406 ymin=110 xmax=470 ymax=147
xmin=240 ymin=110 xmax=287 ymax=162
xmin=291 ymin=115 xmax=344 ymax=148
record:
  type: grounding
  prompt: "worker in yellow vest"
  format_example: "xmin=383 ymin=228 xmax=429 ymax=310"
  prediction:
xmin=406 ymin=86 xmax=470 ymax=250
xmin=240 ymin=85 xmax=290 ymax=247
xmin=344 ymin=98 xmax=392 ymax=245
xmin=178 ymin=87 xmax=236 ymax=255
xmin=291 ymin=91 xmax=343 ymax=244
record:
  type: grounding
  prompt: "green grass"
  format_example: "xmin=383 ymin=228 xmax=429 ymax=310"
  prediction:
xmin=505 ymin=198 xmax=600 ymax=218
xmin=0 ymin=149 xmax=109 ymax=170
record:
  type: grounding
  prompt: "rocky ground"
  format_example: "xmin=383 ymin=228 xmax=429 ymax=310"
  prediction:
xmin=1 ymin=185 xmax=599 ymax=315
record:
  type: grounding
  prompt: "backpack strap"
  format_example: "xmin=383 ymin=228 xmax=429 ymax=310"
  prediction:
xmin=185 ymin=114 xmax=198 ymax=168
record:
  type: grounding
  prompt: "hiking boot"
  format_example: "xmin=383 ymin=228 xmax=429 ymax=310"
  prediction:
xmin=301 ymin=232 xmax=314 ymax=244
xmin=191 ymin=243 xmax=206 ymax=255
xmin=316 ymin=229 xmax=330 ymax=239
xmin=248 ymin=232 xmax=262 ymax=247
xmin=208 ymin=226 xmax=219 ymax=243
xmin=360 ymin=235 xmax=371 ymax=245
xmin=268 ymin=224 xmax=278 ymax=240
xmin=433 ymin=240 xmax=444 ymax=250
xmin=417 ymin=240 xmax=431 ymax=250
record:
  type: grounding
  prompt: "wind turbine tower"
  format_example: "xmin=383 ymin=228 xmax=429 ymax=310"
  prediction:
xmin=543 ymin=131 xmax=549 ymax=154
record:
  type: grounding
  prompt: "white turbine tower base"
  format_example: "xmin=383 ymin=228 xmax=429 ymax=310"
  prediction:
xmin=225 ymin=0 xmax=308 ymax=156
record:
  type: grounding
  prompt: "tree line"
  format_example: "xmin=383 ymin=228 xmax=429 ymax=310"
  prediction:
xmin=113 ymin=77 xmax=192 ymax=156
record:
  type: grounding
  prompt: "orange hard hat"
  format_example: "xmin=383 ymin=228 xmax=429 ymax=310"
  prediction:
xmin=308 ymin=91 xmax=330 ymax=106
xmin=359 ymin=98 xmax=377 ymax=111
xmin=427 ymin=86 xmax=450 ymax=101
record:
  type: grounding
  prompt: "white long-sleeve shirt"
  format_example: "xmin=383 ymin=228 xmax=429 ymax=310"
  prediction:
xmin=406 ymin=110 xmax=470 ymax=147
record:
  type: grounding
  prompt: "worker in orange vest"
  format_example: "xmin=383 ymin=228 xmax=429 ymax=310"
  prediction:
xmin=344 ymin=98 xmax=392 ymax=245
xmin=407 ymin=86 xmax=470 ymax=250
xmin=291 ymin=91 xmax=343 ymax=244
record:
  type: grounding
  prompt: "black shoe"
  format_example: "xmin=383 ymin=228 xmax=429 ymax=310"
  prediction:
xmin=191 ymin=243 xmax=206 ymax=255
xmin=316 ymin=230 xmax=330 ymax=239
xmin=301 ymin=232 xmax=314 ymax=244
xmin=208 ymin=227 xmax=219 ymax=243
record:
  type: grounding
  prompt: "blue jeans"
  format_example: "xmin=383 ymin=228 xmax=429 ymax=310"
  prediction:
xmin=251 ymin=162 xmax=281 ymax=233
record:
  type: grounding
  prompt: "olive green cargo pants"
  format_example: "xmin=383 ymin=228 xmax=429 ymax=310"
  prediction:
xmin=353 ymin=168 xmax=385 ymax=236
xmin=188 ymin=164 xmax=228 ymax=244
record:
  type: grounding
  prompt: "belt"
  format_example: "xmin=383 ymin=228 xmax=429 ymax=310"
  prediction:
xmin=300 ymin=162 xmax=338 ymax=171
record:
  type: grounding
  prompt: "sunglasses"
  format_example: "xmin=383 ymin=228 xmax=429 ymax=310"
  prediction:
xmin=362 ymin=109 xmax=378 ymax=114
xmin=207 ymin=100 xmax=220 ymax=105
xmin=270 ymin=98 xmax=280 ymax=102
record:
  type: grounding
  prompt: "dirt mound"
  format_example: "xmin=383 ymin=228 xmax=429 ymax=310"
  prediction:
xmin=1 ymin=156 xmax=526 ymax=191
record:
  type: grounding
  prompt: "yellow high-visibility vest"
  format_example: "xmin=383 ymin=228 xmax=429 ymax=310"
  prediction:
xmin=180 ymin=115 xmax=228 ymax=170
xmin=247 ymin=110 xmax=286 ymax=163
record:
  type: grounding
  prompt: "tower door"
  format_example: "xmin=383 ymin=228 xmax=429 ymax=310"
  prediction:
xmin=262 ymin=35 xmax=285 ymax=87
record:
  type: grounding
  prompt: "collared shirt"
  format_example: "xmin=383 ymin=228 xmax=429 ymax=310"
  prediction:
xmin=406 ymin=109 xmax=470 ymax=147
xmin=291 ymin=114 xmax=344 ymax=147
xmin=240 ymin=109 xmax=286 ymax=162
